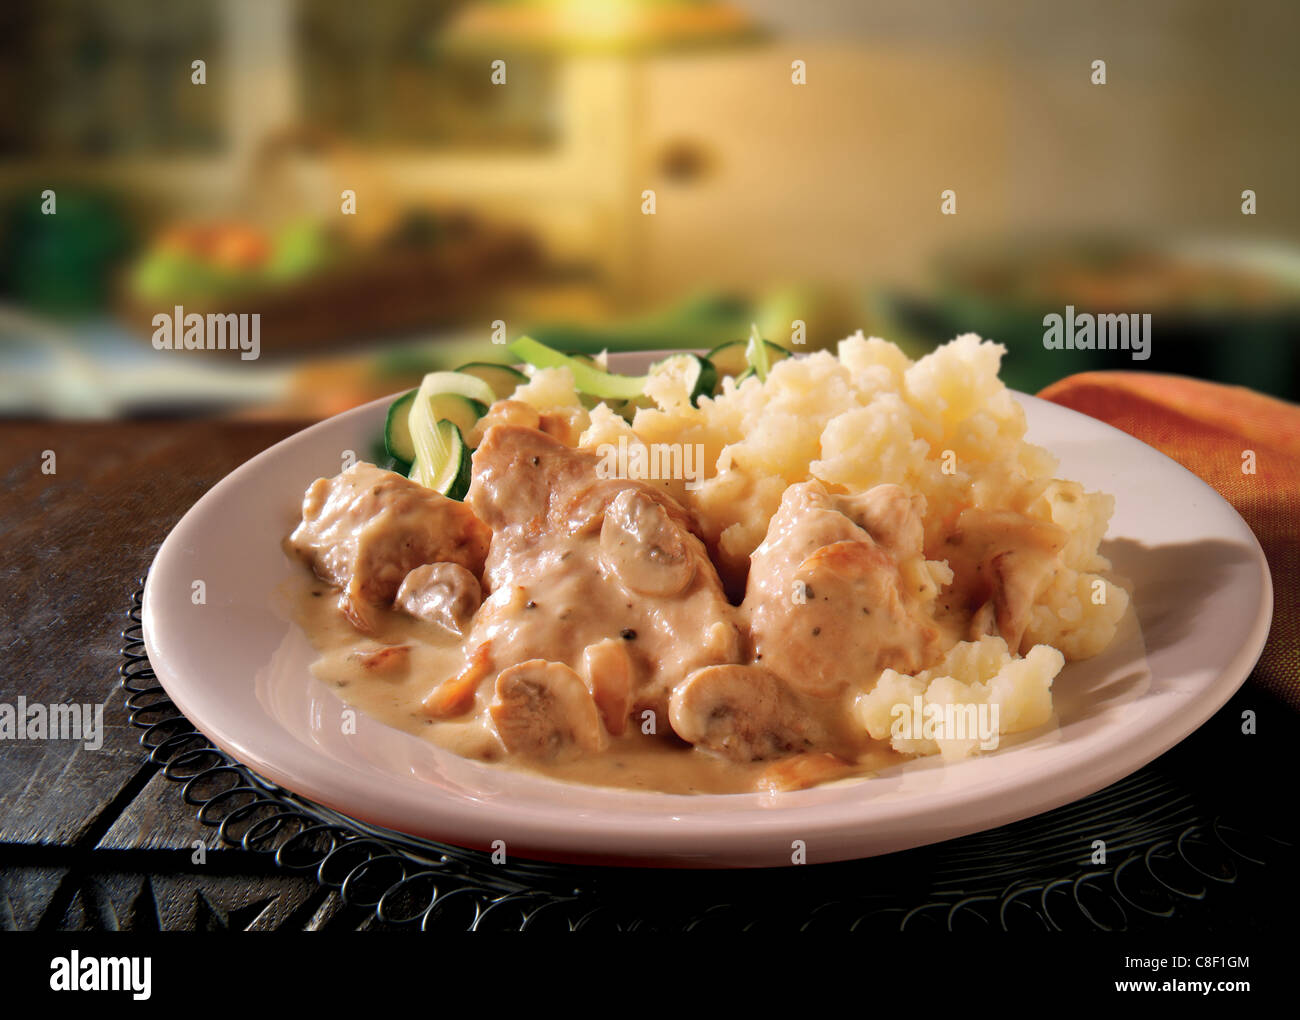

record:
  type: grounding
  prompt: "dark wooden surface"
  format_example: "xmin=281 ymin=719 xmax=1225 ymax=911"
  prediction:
xmin=0 ymin=419 xmax=386 ymax=929
xmin=1 ymin=419 xmax=1296 ymax=933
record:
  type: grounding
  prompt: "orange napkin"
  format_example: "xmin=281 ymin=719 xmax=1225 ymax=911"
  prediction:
xmin=1038 ymin=372 xmax=1298 ymax=710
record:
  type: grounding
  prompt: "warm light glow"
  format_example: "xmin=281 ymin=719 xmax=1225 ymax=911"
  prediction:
xmin=554 ymin=0 xmax=640 ymax=44
xmin=440 ymin=0 xmax=758 ymax=54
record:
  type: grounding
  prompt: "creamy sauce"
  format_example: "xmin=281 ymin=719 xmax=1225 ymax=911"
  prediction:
xmin=284 ymin=432 xmax=1084 ymax=796
xmin=290 ymin=572 xmax=905 ymax=794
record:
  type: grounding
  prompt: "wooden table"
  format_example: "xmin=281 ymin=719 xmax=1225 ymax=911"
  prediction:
xmin=0 ymin=419 xmax=388 ymax=930
xmin=2 ymin=420 xmax=1296 ymax=933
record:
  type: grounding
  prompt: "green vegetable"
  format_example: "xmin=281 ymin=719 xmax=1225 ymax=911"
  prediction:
xmin=265 ymin=218 xmax=335 ymax=282
xmin=408 ymin=419 xmax=472 ymax=499
xmin=405 ymin=371 xmax=494 ymax=497
xmin=704 ymin=339 xmax=748 ymax=379
xmin=564 ymin=352 xmax=606 ymax=410
xmin=745 ymin=322 xmax=771 ymax=381
xmin=383 ymin=389 xmax=418 ymax=467
xmin=454 ymin=362 xmax=528 ymax=400
xmin=707 ymin=335 xmax=790 ymax=383
xmin=508 ymin=336 xmax=648 ymax=401
xmin=422 ymin=392 xmax=487 ymax=438
xmin=411 ymin=370 xmax=497 ymax=409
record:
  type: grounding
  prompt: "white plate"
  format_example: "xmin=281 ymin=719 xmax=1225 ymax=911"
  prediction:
xmin=142 ymin=354 xmax=1272 ymax=868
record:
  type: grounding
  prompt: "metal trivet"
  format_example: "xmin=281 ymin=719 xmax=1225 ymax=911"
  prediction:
xmin=121 ymin=580 xmax=1294 ymax=932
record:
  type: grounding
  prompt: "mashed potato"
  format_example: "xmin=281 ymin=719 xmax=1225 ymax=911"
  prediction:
xmin=511 ymin=333 xmax=1128 ymax=763
xmin=853 ymin=636 xmax=1063 ymax=761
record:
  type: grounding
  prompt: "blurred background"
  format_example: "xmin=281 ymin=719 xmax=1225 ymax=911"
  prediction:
xmin=2 ymin=0 xmax=1298 ymax=420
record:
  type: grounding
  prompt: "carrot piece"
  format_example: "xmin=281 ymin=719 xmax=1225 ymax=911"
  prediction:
xmin=755 ymin=752 xmax=854 ymax=793
xmin=350 ymin=644 xmax=411 ymax=674
xmin=423 ymin=643 xmax=493 ymax=718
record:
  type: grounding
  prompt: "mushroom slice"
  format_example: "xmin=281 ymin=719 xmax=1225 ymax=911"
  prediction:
xmin=598 ymin=489 xmax=696 ymax=598
xmin=395 ymin=562 xmax=482 ymax=636
xmin=580 ymin=638 xmax=635 ymax=736
xmin=490 ymin=659 xmax=607 ymax=759
xmin=668 ymin=664 xmax=815 ymax=762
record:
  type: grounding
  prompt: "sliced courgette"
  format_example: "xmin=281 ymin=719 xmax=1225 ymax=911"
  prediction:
xmin=405 ymin=371 xmax=493 ymax=497
xmin=508 ymin=336 xmax=647 ymax=401
xmin=454 ymin=362 xmax=528 ymax=401
xmin=564 ymin=352 xmax=614 ymax=409
xmin=383 ymin=389 xmax=418 ymax=466
xmin=563 ymin=352 xmax=605 ymax=410
xmin=707 ymin=335 xmax=790 ymax=384
xmin=423 ymin=393 xmax=487 ymax=439
xmin=705 ymin=339 xmax=749 ymax=379
xmin=408 ymin=419 xmax=472 ymax=499
xmin=407 ymin=371 xmax=493 ymax=457
xmin=746 ymin=322 xmax=776 ymax=381
xmin=413 ymin=370 xmax=497 ymax=409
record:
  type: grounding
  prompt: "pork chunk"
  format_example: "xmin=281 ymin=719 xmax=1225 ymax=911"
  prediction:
xmin=462 ymin=425 xmax=743 ymax=730
xmin=288 ymin=462 xmax=490 ymax=632
xmin=742 ymin=481 xmax=940 ymax=698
